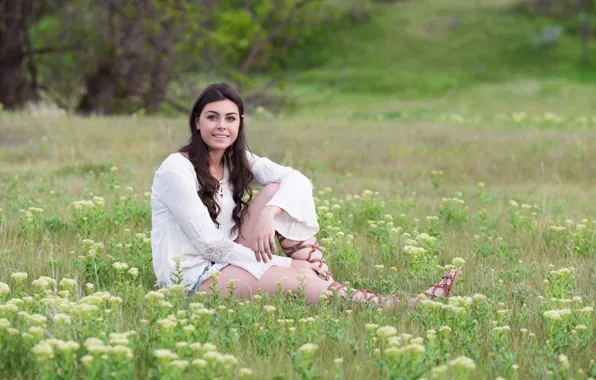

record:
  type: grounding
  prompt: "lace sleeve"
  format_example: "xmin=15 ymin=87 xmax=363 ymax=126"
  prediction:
xmin=196 ymin=240 xmax=236 ymax=262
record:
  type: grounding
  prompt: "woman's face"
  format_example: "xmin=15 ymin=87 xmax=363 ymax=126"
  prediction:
xmin=196 ymin=99 xmax=241 ymax=154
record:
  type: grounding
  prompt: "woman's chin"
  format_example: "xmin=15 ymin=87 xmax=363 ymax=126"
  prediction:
xmin=207 ymin=142 xmax=232 ymax=152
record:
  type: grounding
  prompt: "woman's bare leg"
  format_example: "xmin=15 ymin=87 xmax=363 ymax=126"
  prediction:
xmin=197 ymin=263 xmax=393 ymax=305
xmin=235 ymin=183 xmax=333 ymax=280
xmin=197 ymin=264 xmax=332 ymax=302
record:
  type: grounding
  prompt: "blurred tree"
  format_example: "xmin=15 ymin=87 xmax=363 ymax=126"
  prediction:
xmin=0 ymin=0 xmax=35 ymax=109
xmin=0 ymin=0 xmax=69 ymax=109
xmin=2 ymin=0 xmax=369 ymax=114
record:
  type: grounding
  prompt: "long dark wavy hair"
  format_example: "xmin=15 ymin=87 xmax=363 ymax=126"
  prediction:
xmin=179 ymin=83 xmax=254 ymax=235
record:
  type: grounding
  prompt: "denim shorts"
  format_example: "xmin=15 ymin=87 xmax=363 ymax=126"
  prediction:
xmin=189 ymin=261 xmax=229 ymax=294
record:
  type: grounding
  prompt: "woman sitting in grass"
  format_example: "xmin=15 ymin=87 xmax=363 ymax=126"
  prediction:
xmin=150 ymin=82 xmax=461 ymax=307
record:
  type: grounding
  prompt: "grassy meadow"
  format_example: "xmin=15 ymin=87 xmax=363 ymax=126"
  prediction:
xmin=2 ymin=0 xmax=596 ymax=378
xmin=1 ymin=103 xmax=596 ymax=379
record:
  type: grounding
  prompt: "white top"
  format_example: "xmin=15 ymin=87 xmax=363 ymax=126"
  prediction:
xmin=150 ymin=151 xmax=320 ymax=288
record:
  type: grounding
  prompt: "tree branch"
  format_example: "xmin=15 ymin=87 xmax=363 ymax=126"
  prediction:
xmin=28 ymin=45 xmax=82 ymax=55
xmin=163 ymin=97 xmax=189 ymax=113
xmin=244 ymin=0 xmax=257 ymax=21
xmin=22 ymin=0 xmax=39 ymax=91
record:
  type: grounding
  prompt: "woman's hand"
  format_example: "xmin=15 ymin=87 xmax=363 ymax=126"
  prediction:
xmin=251 ymin=206 xmax=281 ymax=263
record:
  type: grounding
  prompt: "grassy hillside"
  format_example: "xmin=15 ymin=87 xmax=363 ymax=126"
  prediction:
xmin=288 ymin=0 xmax=596 ymax=118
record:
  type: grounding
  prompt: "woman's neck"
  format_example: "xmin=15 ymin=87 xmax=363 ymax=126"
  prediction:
xmin=209 ymin=150 xmax=225 ymax=168
xmin=209 ymin=150 xmax=225 ymax=181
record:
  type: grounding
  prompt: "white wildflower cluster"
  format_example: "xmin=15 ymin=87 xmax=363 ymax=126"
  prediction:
xmin=492 ymin=325 xmax=511 ymax=333
xmin=10 ymin=272 xmax=28 ymax=284
xmin=189 ymin=304 xmax=215 ymax=320
xmin=361 ymin=189 xmax=377 ymax=199
xmin=128 ymin=267 xmax=139 ymax=278
xmin=112 ymin=262 xmax=129 ymax=272
xmin=544 ymin=266 xmax=576 ymax=299
xmin=549 ymin=225 xmax=567 ymax=232
xmin=299 ymin=317 xmax=316 ymax=324
xmin=367 ymin=216 xmax=394 ymax=231
xmin=543 ymin=309 xmax=573 ymax=321
xmin=298 ymin=343 xmax=319 ymax=355
xmin=448 ymin=355 xmax=477 ymax=370
xmin=0 ymin=282 xmax=10 ymax=296
xmin=419 ymin=294 xmax=480 ymax=317
xmin=85 ymin=335 xmax=134 ymax=360
xmin=32 ymin=276 xmax=56 ymax=291
xmin=429 ymin=356 xmax=477 ymax=378
xmin=494 ymin=111 xmax=596 ymax=127
xmin=59 ymin=278 xmax=77 ymax=291
xmin=79 ymin=239 xmax=104 ymax=259
xmin=543 ymin=306 xmax=593 ymax=321
xmin=549 ymin=267 xmax=575 ymax=278
xmin=20 ymin=207 xmax=44 ymax=223
xmin=135 ymin=232 xmax=151 ymax=245
xmin=416 ymin=232 xmax=437 ymax=245
xmin=403 ymin=245 xmax=426 ymax=256
xmin=155 ymin=342 xmax=242 ymax=373
xmin=375 ymin=330 xmax=426 ymax=359
xmin=72 ymin=197 xmax=104 ymax=211
xmin=441 ymin=197 xmax=465 ymax=206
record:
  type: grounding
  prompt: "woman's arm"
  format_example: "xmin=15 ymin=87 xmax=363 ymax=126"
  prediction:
xmin=154 ymin=167 xmax=258 ymax=263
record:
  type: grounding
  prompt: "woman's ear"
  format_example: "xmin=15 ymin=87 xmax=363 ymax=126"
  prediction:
xmin=195 ymin=116 xmax=201 ymax=129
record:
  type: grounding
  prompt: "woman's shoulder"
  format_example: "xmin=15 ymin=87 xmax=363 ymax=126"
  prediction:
xmin=244 ymin=150 xmax=263 ymax=164
xmin=156 ymin=152 xmax=194 ymax=175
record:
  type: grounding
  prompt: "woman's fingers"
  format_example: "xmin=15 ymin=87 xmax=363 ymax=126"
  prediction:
xmin=253 ymin=245 xmax=261 ymax=262
xmin=258 ymin=239 xmax=268 ymax=263
xmin=262 ymin=237 xmax=272 ymax=261
xmin=268 ymin=235 xmax=276 ymax=259
xmin=253 ymin=233 xmax=277 ymax=263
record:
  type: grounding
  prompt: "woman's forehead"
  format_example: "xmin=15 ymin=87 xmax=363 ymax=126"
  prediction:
xmin=203 ymin=99 xmax=239 ymax=114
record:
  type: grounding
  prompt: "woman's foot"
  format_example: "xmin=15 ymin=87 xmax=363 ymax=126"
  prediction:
xmin=327 ymin=282 xmax=399 ymax=308
xmin=411 ymin=266 xmax=463 ymax=303
xmin=277 ymin=234 xmax=333 ymax=281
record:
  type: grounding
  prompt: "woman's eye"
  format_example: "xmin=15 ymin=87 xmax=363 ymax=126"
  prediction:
xmin=207 ymin=115 xmax=217 ymax=120
xmin=226 ymin=117 xmax=236 ymax=122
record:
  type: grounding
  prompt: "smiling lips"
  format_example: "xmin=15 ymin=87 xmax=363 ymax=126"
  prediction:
xmin=213 ymin=134 xmax=228 ymax=140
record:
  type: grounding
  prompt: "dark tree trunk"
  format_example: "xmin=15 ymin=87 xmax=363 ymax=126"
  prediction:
xmin=143 ymin=19 xmax=175 ymax=114
xmin=0 ymin=0 xmax=36 ymax=109
xmin=76 ymin=1 xmax=145 ymax=115
xmin=76 ymin=57 xmax=123 ymax=115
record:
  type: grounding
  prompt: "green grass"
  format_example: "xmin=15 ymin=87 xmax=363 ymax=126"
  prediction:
xmin=2 ymin=1 xmax=596 ymax=378
xmin=1 ymin=109 xmax=595 ymax=378
xmin=285 ymin=0 xmax=596 ymax=119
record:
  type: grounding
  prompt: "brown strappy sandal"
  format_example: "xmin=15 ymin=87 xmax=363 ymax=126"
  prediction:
xmin=277 ymin=233 xmax=333 ymax=281
xmin=423 ymin=266 xmax=463 ymax=299
xmin=327 ymin=281 xmax=397 ymax=308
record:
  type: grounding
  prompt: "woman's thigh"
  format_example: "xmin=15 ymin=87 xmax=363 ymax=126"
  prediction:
xmin=197 ymin=264 xmax=329 ymax=301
